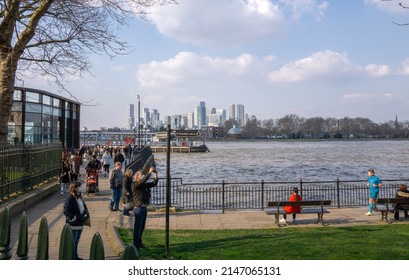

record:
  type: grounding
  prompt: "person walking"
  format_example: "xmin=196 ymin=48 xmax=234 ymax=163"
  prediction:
xmin=366 ymin=168 xmax=383 ymax=216
xmin=121 ymin=168 xmax=134 ymax=217
xmin=101 ymin=149 xmax=112 ymax=177
xmin=63 ymin=181 xmax=90 ymax=260
xmin=131 ymin=166 xmax=158 ymax=249
xmin=108 ymin=162 xmax=123 ymax=211
xmin=59 ymin=160 xmax=71 ymax=196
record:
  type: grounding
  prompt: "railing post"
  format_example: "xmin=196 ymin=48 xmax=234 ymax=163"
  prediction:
xmin=222 ymin=180 xmax=225 ymax=214
xmin=15 ymin=212 xmax=29 ymax=260
xmin=89 ymin=232 xmax=105 ymax=260
xmin=336 ymin=178 xmax=340 ymax=208
xmin=300 ymin=179 xmax=303 ymax=195
xmin=261 ymin=180 xmax=265 ymax=210
xmin=36 ymin=217 xmax=49 ymax=260
xmin=0 ymin=207 xmax=11 ymax=260
xmin=59 ymin=224 xmax=74 ymax=260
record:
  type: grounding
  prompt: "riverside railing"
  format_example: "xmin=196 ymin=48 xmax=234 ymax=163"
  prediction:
xmin=0 ymin=143 xmax=61 ymax=200
xmin=150 ymin=178 xmax=409 ymax=212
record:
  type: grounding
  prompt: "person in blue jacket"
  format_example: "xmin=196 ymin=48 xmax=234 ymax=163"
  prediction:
xmin=366 ymin=169 xmax=383 ymax=216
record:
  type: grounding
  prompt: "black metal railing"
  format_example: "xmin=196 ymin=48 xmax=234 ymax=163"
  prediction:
xmin=0 ymin=143 xmax=62 ymax=200
xmin=125 ymin=146 xmax=153 ymax=174
xmin=150 ymin=178 xmax=409 ymax=212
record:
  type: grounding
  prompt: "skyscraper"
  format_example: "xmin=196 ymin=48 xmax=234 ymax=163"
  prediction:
xmin=198 ymin=101 xmax=206 ymax=129
xmin=128 ymin=104 xmax=135 ymax=129
xmin=229 ymin=104 xmax=236 ymax=121
xmin=237 ymin=104 xmax=245 ymax=126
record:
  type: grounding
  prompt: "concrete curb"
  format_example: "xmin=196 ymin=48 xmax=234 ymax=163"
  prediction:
xmin=1 ymin=179 xmax=59 ymax=217
xmin=106 ymin=224 xmax=126 ymax=258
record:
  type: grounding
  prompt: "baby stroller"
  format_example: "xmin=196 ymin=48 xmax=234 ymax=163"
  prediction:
xmin=86 ymin=168 xmax=99 ymax=196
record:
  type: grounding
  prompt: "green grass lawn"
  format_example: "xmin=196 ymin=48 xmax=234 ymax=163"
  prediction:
xmin=118 ymin=224 xmax=409 ymax=260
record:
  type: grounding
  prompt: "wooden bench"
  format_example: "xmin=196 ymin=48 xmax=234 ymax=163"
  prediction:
xmin=265 ymin=200 xmax=331 ymax=226
xmin=375 ymin=198 xmax=409 ymax=223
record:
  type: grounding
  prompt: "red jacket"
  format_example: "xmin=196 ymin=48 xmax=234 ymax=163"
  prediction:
xmin=283 ymin=194 xmax=302 ymax=213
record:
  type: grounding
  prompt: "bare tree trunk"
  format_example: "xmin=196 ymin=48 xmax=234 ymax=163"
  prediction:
xmin=0 ymin=55 xmax=16 ymax=145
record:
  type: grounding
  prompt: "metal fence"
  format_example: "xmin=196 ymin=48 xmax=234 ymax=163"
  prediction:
xmin=0 ymin=143 xmax=62 ymax=200
xmin=125 ymin=146 xmax=153 ymax=174
xmin=150 ymin=178 xmax=409 ymax=211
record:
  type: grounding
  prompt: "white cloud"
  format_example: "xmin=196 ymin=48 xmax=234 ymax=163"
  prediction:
xmin=365 ymin=0 xmax=409 ymax=14
xmin=342 ymin=92 xmax=396 ymax=102
xmin=267 ymin=50 xmax=359 ymax=82
xmin=364 ymin=64 xmax=391 ymax=77
xmin=401 ymin=58 xmax=409 ymax=75
xmin=279 ymin=0 xmax=329 ymax=20
xmin=147 ymin=0 xmax=329 ymax=48
xmin=137 ymin=51 xmax=265 ymax=90
xmin=267 ymin=50 xmax=393 ymax=82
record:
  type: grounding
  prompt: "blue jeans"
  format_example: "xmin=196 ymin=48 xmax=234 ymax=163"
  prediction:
xmin=133 ymin=206 xmax=147 ymax=248
xmin=109 ymin=187 xmax=122 ymax=210
xmin=72 ymin=229 xmax=83 ymax=259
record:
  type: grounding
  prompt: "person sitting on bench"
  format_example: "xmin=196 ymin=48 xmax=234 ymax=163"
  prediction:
xmin=281 ymin=188 xmax=303 ymax=223
xmin=394 ymin=184 xmax=409 ymax=220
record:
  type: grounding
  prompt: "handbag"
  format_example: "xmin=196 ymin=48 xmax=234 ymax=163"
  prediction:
xmin=81 ymin=205 xmax=91 ymax=227
xmin=124 ymin=201 xmax=134 ymax=211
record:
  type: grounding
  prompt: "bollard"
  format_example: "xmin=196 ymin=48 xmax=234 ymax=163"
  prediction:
xmin=36 ymin=217 xmax=49 ymax=260
xmin=0 ymin=207 xmax=11 ymax=260
xmin=59 ymin=224 xmax=74 ymax=260
xmin=15 ymin=212 xmax=29 ymax=260
xmin=89 ymin=232 xmax=105 ymax=260
xmin=121 ymin=244 xmax=139 ymax=260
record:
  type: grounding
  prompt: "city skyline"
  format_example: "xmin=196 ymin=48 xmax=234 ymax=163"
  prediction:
xmin=18 ymin=1 xmax=409 ymax=130
xmin=122 ymin=101 xmax=245 ymax=130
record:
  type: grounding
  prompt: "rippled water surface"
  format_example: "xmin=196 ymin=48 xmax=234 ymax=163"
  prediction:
xmin=152 ymin=140 xmax=409 ymax=183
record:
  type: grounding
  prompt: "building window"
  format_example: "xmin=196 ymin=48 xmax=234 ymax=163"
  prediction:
xmin=26 ymin=91 xmax=40 ymax=103
xmin=14 ymin=90 xmax=22 ymax=101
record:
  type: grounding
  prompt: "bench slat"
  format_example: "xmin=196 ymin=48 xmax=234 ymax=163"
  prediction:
xmin=267 ymin=200 xmax=331 ymax=207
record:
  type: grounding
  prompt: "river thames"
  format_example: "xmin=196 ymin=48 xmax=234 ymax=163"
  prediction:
xmin=152 ymin=140 xmax=409 ymax=183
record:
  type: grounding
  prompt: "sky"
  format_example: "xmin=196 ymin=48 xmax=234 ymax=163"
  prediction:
xmin=20 ymin=0 xmax=409 ymax=130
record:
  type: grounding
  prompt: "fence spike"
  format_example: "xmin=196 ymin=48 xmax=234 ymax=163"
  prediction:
xmin=36 ymin=217 xmax=49 ymax=260
xmin=0 ymin=207 xmax=11 ymax=260
xmin=121 ymin=244 xmax=140 ymax=260
xmin=59 ymin=224 xmax=74 ymax=260
xmin=89 ymin=232 xmax=105 ymax=260
xmin=15 ymin=212 xmax=29 ymax=260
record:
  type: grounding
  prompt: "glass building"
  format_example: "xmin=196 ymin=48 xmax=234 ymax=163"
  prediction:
xmin=7 ymin=87 xmax=81 ymax=149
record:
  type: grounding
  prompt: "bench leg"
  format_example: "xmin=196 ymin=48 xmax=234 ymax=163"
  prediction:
xmin=274 ymin=214 xmax=279 ymax=225
xmin=316 ymin=213 xmax=326 ymax=225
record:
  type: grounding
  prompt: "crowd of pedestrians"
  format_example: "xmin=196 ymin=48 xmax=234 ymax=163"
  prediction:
xmin=59 ymin=144 xmax=158 ymax=259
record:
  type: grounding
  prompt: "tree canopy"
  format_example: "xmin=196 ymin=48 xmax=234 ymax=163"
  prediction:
xmin=0 ymin=0 xmax=176 ymax=144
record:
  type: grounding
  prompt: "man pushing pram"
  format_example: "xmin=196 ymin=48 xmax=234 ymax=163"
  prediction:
xmin=85 ymin=155 xmax=102 ymax=195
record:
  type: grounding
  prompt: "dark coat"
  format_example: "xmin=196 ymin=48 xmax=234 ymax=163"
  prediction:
xmin=122 ymin=176 xmax=133 ymax=203
xmin=63 ymin=194 xmax=88 ymax=230
xmin=131 ymin=174 xmax=158 ymax=207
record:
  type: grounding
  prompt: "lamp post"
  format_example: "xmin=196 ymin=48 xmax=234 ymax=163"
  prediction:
xmin=82 ymin=127 xmax=87 ymax=146
xmin=137 ymin=95 xmax=141 ymax=149
xmin=133 ymin=126 xmax=136 ymax=149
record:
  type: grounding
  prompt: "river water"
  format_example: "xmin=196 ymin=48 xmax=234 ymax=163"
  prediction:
xmin=152 ymin=140 xmax=409 ymax=183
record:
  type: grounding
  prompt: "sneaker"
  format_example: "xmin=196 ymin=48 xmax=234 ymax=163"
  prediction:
xmin=365 ymin=212 xmax=373 ymax=216
xmin=279 ymin=218 xmax=287 ymax=224
xmin=122 ymin=214 xmax=130 ymax=217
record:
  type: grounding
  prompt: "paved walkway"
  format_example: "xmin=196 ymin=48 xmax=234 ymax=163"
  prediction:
xmin=3 ymin=168 xmax=408 ymax=260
